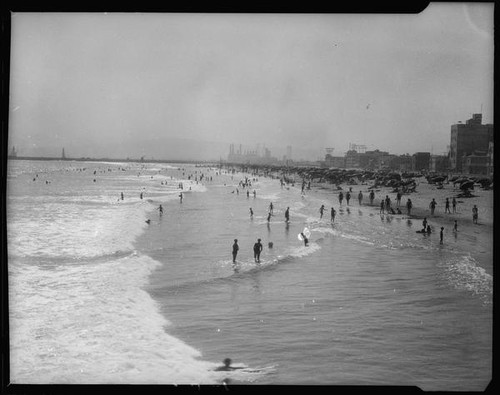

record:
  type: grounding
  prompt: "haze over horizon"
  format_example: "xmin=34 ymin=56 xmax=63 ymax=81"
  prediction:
xmin=8 ymin=5 xmax=493 ymax=161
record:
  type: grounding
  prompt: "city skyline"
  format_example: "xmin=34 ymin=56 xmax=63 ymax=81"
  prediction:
xmin=7 ymin=5 xmax=493 ymax=161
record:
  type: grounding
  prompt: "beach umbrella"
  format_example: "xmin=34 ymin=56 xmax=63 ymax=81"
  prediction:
xmin=460 ymin=181 xmax=474 ymax=191
xmin=431 ymin=175 xmax=446 ymax=183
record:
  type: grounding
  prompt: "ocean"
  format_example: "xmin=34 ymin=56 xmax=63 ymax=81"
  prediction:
xmin=6 ymin=159 xmax=492 ymax=389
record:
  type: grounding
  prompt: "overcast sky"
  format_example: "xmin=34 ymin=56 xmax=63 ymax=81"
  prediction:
xmin=8 ymin=4 xmax=494 ymax=161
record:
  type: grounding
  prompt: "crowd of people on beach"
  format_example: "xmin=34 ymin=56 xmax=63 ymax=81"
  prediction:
xmin=221 ymin=169 xmax=485 ymax=264
xmin=105 ymin=164 xmax=484 ymax=265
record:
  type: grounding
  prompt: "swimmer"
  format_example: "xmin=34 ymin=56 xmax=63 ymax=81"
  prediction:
xmin=214 ymin=358 xmax=244 ymax=372
xmin=253 ymin=238 xmax=263 ymax=263
xmin=300 ymin=232 xmax=309 ymax=247
xmin=369 ymin=190 xmax=375 ymax=205
xmin=145 ymin=219 xmax=151 ymax=225
xmin=232 ymin=239 xmax=239 ymax=263
xmin=319 ymin=205 xmax=325 ymax=219
xmin=472 ymin=205 xmax=478 ymax=224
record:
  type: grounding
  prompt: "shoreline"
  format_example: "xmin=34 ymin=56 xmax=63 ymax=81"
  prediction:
xmin=226 ymin=164 xmax=493 ymax=272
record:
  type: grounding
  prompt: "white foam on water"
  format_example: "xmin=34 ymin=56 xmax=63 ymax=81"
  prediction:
xmin=7 ymin=162 xmax=218 ymax=384
xmin=8 ymin=200 xmax=151 ymax=259
xmin=438 ymin=254 xmax=492 ymax=302
xmin=312 ymin=227 xmax=339 ymax=236
xmin=338 ymin=232 xmax=376 ymax=246
xmin=257 ymin=192 xmax=281 ymax=202
xmin=9 ymin=253 xmax=218 ymax=384
xmin=287 ymin=242 xmax=321 ymax=258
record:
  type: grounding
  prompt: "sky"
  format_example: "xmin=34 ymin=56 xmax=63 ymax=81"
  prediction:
xmin=8 ymin=4 xmax=494 ymax=161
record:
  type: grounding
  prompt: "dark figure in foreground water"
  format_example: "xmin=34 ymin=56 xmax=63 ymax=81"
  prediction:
xmin=214 ymin=358 xmax=244 ymax=372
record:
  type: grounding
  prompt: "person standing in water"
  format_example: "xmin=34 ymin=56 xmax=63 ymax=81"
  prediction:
xmin=285 ymin=207 xmax=290 ymax=222
xmin=300 ymin=232 xmax=309 ymax=247
xmin=445 ymin=198 xmax=451 ymax=214
xmin=346 ymin=191 xmax=351 ymax=206
xmin=319 ymin=205 xmax=325 ymax=219
xmin=331 ymin=207 xmax=336 ymax=223
xmin=232 ymin=239 xmax=239 ymax=263
xmin=358 ymin=191 xmax=363 ymax=206
xmin=249 ymin=208 xmax=254 ymax=218
xmin=440 ymin=227 xmax=444 ymax=244
xmin=253 ymin=238 xmax=263 ymax=263
xmin=158 ymin=204 xmax=163 ymax=215
xmin=380 ymin=200 xmax=385 ymax=214
xmin=338 ymin=191 xmax=344 ymax=205
xmin=179 ymin=192 xmax=183 ymax=203
xmin=269 ymin=202 xmax=274 ymax=215
xmin=472 ymin=205 xmax=478 ymax=224
xmin=453 ymin=220 xmax=458 ymax=232
xmin=429 ymin=198 xmax=437 ymax=215
xmin=369 ymin=190 xmax=375 ymax=205
xmin=406 ymin=198 xmax=413 ymax=216
xmin=452 ymin=197 xmax=457 ymax=213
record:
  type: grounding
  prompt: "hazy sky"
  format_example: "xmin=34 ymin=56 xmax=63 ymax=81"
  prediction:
xmin=8 ymin=4 xmax=494 ymax=161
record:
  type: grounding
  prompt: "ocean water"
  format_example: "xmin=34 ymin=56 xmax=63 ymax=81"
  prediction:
xmin=6 ymin=160 xmax=492 ymax=389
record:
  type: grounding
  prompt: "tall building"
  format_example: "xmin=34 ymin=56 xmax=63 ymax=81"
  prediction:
xmin=449 ymin=114 xmax=493 ymax=172
xmin=412 ymin=152 xmax=431 ymax=171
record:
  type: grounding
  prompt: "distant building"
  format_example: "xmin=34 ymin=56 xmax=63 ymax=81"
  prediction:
xmin=323 ymin=153 xmax=345 ymax=168
xmin=430 ymin=154 xmax=449 ymax=173
xmin=449 ymin=114 xmax=493 ymax=173
xmin=227 ymin=143 xmax=278 ymax=165
xmin=412 ymin=152 xmax=431 ymax=171
xmin=487 ymin=141 xmax=494 ymax=176
xmin=359 ymin=149 xmax=389 ymax=169
xmin=389 ymin=154 xmax=412 ymax=172
xmin=462 ymin=151 xmax=489 ymax=175
xmin=344 ymin=149 xmax=360 ymax=169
